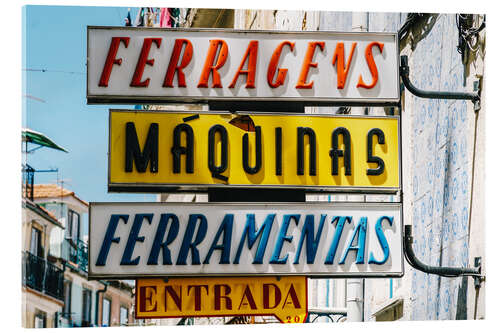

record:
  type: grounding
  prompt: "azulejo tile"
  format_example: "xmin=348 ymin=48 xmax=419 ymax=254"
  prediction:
xmin=452 ymin=176 xmax=459 ymax=201
xmin=427 ymin=161 xmax=434 ymax=186
xmin=434 ymin=188 xmax=443 ymax=216
xmin=443 ymin=182 xmax=450 ymax=208
xmin=461 ymin=169 xmax=469 ymax=195
xmin=413 ymin=174 xmax=419 ymax=197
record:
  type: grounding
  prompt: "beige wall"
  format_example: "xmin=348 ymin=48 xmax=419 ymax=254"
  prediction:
xmin=22 ymin=204 xmax=65 ymax=328
xmin=97 ymin=284 xmax=134 ymax=326
xmin=22 ymin=205 xmax=58 ymax=256
xmin=22 ymin=288 xmax=63 ymax=328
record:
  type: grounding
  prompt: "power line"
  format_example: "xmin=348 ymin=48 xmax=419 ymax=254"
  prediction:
xmin=23 ymin=68 xmax=85 ymax=75
xmin=23 ymin=94 xmax=46 ymax=103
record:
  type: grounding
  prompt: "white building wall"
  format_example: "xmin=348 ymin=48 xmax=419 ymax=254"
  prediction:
xmin=365 ymin=13 xmax=485 ymax=321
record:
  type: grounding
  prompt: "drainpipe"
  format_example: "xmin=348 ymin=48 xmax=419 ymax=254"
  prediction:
xmin=346 ymin=279 xmax=364 ymax=322
xmin=56 ymin=259 xmax=68 ymax=328
xmin=95 ymin=281 xmax=108 ymax=327
xmin=345 ymin=12 xmax=369 ymax=323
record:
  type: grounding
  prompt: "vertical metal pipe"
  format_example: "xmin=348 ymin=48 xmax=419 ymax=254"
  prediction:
xmin=345 ymin=13 xmax=368 ymax=322
xmin=95 ymin=281 xmax=107 ymax=326
xmin=346 ymin=279 xmax=364 ymax=322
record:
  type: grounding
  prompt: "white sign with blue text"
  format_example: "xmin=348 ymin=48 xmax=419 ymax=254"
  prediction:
xmin=88 ymin=202 xmax=403 ymax=279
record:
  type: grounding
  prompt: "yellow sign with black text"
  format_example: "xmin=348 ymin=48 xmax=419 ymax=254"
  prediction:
xmin=109 ymin=110 xmax=400 ymax=192
xmin=135 ymin=276 xmax=308 ymax=323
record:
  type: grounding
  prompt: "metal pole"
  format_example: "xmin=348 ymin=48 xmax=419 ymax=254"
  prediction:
xmin=344 ymin=12 xmax=368 ymax=322
xmin=346 ymin=279 xmax=364 ymax=322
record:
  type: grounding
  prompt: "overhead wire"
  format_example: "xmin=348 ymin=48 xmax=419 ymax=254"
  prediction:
xmin=23 ymin=68 xmax=85 ymax=75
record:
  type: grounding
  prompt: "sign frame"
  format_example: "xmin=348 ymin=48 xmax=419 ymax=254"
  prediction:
xmin=87 ymin=26 xmax=400 ymax=106
xmin=88 ymin=201 xmax=404 ymax=280
xmin=107 ymin=109 xmax=402 ymax=194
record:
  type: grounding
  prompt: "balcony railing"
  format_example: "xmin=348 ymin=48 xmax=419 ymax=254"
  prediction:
xmin=22 ymin=164 xmax=35 ymax=201
xmin=62 ymin=239 xmax=88 ymax=273
xmin=22 ymin=251 xmax=64 ymax=301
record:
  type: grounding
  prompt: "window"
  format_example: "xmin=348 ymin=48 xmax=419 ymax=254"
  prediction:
xmin=66 ymin=210 xmax=80 ymax=264
xmin=66 ymin=210 xmax=80 ymax=242
xmin=120 ymin=306 xmax=128 ymax=326
xmin=63 ymin=280 xmax=72 ymax=319
xmin=34 ymin=311 xmax=46 ymax=328
xmin=82 ymin=288 xmax=92 ymax=326
xmin=102 ymin=298 xmax=111 ymax=327
xmin=30 ymin=227 xmax=42 ymax=257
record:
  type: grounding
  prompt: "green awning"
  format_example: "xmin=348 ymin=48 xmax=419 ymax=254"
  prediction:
xmin=22 ymin=128 xmax=68 ymax=152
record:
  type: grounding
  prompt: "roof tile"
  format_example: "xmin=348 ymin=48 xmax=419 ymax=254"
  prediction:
xmin=32 ymin=184 xmax=73 ymax=199
xmin=30 ymin=184 xmax=89 ymax=207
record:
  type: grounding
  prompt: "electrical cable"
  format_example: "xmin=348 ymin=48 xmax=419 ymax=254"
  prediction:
xmin=398 ymin=13 xmax=420 ymax=40
xmin=23 ymin=68 xmax=85 ymax=75
xmin=467 ymin=72 xmax=482 ymax=323
xmin=456 ymin=14 xmax=485 ymax=319
xmin=473 ymin=283 xmax=480 ymax=319
xmin=456 ymin=14 xmax=485 ymax=61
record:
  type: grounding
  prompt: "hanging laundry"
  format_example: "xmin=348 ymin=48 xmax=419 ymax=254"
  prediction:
xmin=146 ymin=7 xmax=155 ymax=27
xmin=168 ymin=8 xmax=175 ymax=27
xmin=134 ymin=7 xmax=145 ymax=27
xmin=170 ymin=8 xmax=180 ymax=27
xmin=159 ymin=8 xmax=171 ymax=27
xmin=124 ymin=9 xmax=132 ymax=26
xmin=152 ymin=8 xmax=160 ymax=27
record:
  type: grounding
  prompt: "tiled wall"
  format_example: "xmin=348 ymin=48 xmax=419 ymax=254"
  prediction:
xmin=407 ymin=13 xmax=472 ymax=321
xmin=320 ymin=11 xmax=479 ymax=321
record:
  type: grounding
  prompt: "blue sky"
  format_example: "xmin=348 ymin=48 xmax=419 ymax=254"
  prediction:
xmin=23 ymin=5 xmax=155 ymax=203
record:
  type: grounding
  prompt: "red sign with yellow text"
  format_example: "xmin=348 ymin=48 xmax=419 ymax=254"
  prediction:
xmin=136 ymin=276 xmax=307 ymax=323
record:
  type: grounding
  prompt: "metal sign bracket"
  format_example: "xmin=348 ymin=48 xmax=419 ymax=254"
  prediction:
xmin=400 ymin=55 xmax=481 ymax=111
xmin=403 ymin=225 xmax=484 ymax=286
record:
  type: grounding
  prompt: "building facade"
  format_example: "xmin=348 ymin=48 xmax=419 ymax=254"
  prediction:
xmin=21 ymin=197 xmax=65 ymax=328
xmin=22 ymin=134 xmax=137 ymax=328
xmin=31 ymin=184 xmax=136 ymax=327
xmin=96 ymin=280 xmax=135 ymax=327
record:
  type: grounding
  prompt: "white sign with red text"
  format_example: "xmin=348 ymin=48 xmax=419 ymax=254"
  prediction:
xmin=87 ymin=27 xmax=399 ymax=105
